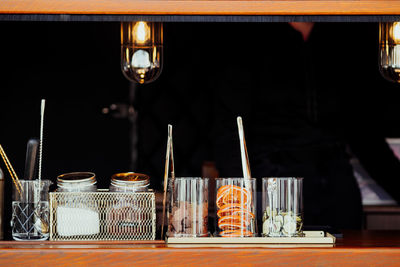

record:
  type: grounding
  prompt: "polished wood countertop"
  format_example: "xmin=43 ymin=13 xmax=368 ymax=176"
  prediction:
xmin=0 ymin=231 xmax=399 ymax=266
xmin=1 ymin=0 xmax=400 ymax=15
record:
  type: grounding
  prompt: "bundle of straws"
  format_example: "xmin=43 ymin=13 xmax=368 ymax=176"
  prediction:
xmin=0 ymin=144 xmax=23 ymax=195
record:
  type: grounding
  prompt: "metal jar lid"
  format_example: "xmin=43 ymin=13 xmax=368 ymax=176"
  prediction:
xmin=57 ymin=172 xmax=97 ymax=188
xmin=111 ymin=172 xmax=150 ymax=190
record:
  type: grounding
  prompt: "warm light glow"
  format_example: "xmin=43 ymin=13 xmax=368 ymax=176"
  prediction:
xmin=125 ymin=47 xmax=130 ymax=63
xmin=133 ymin=21 xmax=150 ymax=44
xmin=152 ymin=46 xmax=158 ymax=66
xmin=121 ymin=21 xmax=163 ymax=84
xmin=379 ymin=22 xmax=400 ymax=83
xmin=392 ymin=22 xmax=400 ymax=43
xmin=394 ymin=45 xmax=400 ymax=67
xmin=132 ymin=50 xmax=151 ymax=68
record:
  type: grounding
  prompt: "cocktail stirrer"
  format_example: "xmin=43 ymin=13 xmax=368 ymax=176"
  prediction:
xmin=161 ymin=124 xmax=173 ymax=240
xmin=169 ymin=125 xmax=175 ymax=190
xmin=167 ymin=125 xmax=176 ymax=233
xmin=237 ymin=116 xmax=252 ymax=188
xmin=237 ymin=116 xmax=257 ymax=234
xmin=34 ymin=99 xmax=49 ymax=234
xmin=38 ymin=99 xmax=45 ymax=184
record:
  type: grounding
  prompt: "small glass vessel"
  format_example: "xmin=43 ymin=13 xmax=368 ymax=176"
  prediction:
xmin=107 ymin=172 xmax=151 ymax=236
xmin=167 ymin=177 xmax=209 ymax=237
xmin=262 ymin=177 xmax=303 ymax=237
xmin=215 ymin=178 xmax=256 ymax=237
xmin=56 ymin=172 xmax=99 ymax=236
xmin=11 ymin=180 xmax=52 ymax=241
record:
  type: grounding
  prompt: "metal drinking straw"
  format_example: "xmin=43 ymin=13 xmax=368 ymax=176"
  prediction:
xmin=237 ymin=116 xmax=256 ymax=234
xmin=161 ymin=124 xmax=175 ymax=240
xmin=38 ymin=99 xmax=45 ymax=184
xmin=237 ymin=116 xmax=252 ymax=190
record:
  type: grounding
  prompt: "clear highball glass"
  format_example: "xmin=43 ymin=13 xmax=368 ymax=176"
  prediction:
xmin=215 ymin=178 xmax=256 ymax=237
xmin=11 ymin=180 xmax=52 ymax=241
xmin=262 ymin=177 xmax=303 ymax=237
xmin=167 ymin=177 xmax=209 ymax=237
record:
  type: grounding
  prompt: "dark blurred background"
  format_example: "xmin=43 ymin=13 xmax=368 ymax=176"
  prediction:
xmin=0 ymin=22 xmax=400 ymax=238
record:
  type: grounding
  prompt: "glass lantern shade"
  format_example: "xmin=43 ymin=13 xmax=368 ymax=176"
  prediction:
xmin=379 ymin=22 xmax=400 ymax=83
xmin=121 ymin=22 xmax=163 ymax=84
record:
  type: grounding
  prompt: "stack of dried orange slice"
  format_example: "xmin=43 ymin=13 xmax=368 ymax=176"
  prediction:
xmin=216 ymin=185 xmax=254 ymax=237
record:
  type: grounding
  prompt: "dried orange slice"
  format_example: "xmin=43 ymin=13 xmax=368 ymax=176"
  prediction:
xmin=220 ymin=230 xmax=253 ymax=237
xmin=217 ymin=204 xmax=245 ymax=218
xmin=218 ymin=215 xmax=250 ymax=226
xmin=218 ymin=203 xmax=245 ymax=211
xmin=216 ymin=193 xmax=227 ymax=209
xmin=222 ymin=186 xmax=250 ymax=206
xmin=216 ymin=184 xmax=254 ymax=234
xmin=217 ymin=185 xmax=232 ymax=195
xmin=218 ymin=215 xmax=249 ymax=230
xmin=218 ymin=223 xmax=245 ymax=231
xmin=232 ymin=209 xmax=255 ymax=219
xmin=216 ymin=186 xmax=231 ymax=208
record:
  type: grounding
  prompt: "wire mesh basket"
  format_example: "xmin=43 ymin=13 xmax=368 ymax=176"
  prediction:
xmin=49 ymin=190 xmax=156 ymax=241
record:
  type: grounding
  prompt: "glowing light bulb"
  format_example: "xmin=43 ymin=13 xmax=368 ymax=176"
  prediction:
xmin=132 ymin=50 xmax=151 ymax=68
xmin=121 ymin=22 xmax=163 ymax=84
xmin=393 ymin=22 xmax=400 ymax=44
xmin=133 ymin=22 xmax=150 ymax=44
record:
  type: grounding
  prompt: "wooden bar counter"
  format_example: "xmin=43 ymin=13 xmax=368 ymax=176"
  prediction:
xmin=0 ymin=231 xmax=399 ymax=266
xmin=2 ymin=0 xmax=400 ymax=15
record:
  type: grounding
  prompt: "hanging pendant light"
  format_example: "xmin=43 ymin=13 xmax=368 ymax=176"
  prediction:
xmin=379 ymin=22 xmax=400 ymax=83
xmin=121 ymin=21 xmax=163 ymax=84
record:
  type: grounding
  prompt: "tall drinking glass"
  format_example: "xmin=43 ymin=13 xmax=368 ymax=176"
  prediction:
xmin=167 ymin=177 xmax=209 ymax=237
xmin=262 ymin=177 xmax=303 ymax=237
xmin=215 ymin=178 xmax=256 ymax=237
xmin=11 ymin=180 xmax=52 ymax=241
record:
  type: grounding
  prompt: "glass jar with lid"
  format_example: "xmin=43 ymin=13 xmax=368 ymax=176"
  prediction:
xmin=57 ymin=172 xmax=97 ymax=192
xmin=107 ymin=172 xmax=151 ymax=236
xmin=55 ymin=172 xmax=100 ymax=236
xmin=109 ymin=172 xmax=150 ymax=192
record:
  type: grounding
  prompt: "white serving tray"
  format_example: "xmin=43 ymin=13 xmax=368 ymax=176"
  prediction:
xmin=167 ymin=231 xmax=336 ymax=244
